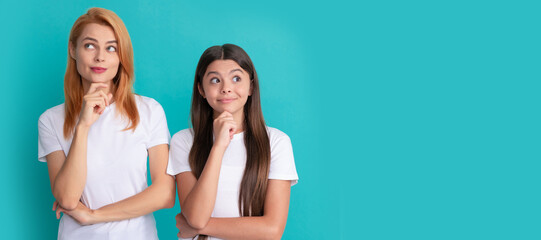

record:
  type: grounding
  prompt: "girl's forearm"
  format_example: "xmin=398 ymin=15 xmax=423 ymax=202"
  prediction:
xmin=181 ymin=146 xmax=226 ymax=229
xmin=200 ymin=216 xmax=285 ymax=240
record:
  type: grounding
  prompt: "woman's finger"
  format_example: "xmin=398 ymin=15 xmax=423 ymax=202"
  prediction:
xmin=56 ymin=207 xmax=63 ymax=219
xmin=107 ymin=93 xmax=113 ymax=103
xmin=96 ymin=90 xmax=110 ymax=106
xmin=87 ymin=83 xmax=109 ymax=94
xmin=86 ymin=97 xmax=106 ymax=113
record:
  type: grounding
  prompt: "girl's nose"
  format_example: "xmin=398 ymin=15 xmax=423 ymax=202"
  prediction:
xmin=221 ymin=88 xmax=231 ymax=94
xmin=221 ymin=82 xmax=232 ymax=93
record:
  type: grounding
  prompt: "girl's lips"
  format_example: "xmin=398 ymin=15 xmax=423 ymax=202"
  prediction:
xmin=218 ymin=98 xmax=236 ymax=103
xmin=91 ymin=67 xmax=107 ymax=73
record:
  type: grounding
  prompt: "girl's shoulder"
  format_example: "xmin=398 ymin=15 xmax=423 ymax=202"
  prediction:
xmin=266 ymin=126 xmax=291 ymax=144
xmin=171 ymin=128 xmax=194 ymax=145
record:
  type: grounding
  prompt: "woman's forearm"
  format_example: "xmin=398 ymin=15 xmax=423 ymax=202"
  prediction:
xmin=181 ymin=146 xmax=226 ymax=229
xmin=53 ymin=124 xmax=89 ymax=210
xmin=92 ymin=176 xmax=175 ymax=223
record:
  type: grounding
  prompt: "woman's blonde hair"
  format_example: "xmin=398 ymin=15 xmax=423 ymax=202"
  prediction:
xmin=63 ymin=7 xmax=138 ymax=138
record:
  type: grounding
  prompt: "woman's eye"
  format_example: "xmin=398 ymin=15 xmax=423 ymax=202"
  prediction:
xmin=84 ymin=43 xmax=95 ymax=49
xmin=232 ymin=76 xmax=241 ymax=82
xmin=210 ymin=78 xmax=220 ymax=84
xmin=107 ymin=46 xmax=117 ymax=52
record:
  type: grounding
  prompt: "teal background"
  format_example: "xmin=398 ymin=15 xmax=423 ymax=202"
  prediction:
xmin=1 ymin=0 xmax=540 ymax=239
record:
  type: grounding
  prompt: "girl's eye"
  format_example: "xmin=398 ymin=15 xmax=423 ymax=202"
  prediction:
xmin=106 ymin=46 xmax=117 ymax=52
xmin=84 ymin=43 xmax=95 ymax=49
xmin=210 ymin=78 xmax=220 ymax=84
xmin=232 ymin=76 xmax=241 ymax=82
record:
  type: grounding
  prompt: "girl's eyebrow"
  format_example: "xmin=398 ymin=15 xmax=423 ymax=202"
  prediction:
xmin=229 ymin=69 xmax=243 ymax=74
xmin=206 ymin=71 xmax=221 ymax=77
xmin=206 ymin=69 xmax=244 ymax=77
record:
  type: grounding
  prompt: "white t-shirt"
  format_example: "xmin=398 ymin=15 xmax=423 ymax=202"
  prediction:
xmin=38 ymin=95 xmax=170 ymax=240
xmin=167 ymin=127 xmax=298 ymax=240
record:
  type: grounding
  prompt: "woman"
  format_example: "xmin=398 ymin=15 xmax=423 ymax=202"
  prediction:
xmin=37 ymin=7 xmax=175 ymax=239
xmin=167 ymin=44 xmax=299 ymax=239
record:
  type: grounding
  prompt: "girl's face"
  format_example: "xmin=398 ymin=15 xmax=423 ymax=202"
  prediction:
xmin=70 ymin=23 xmax=119 ymax=90
xmin=199 ymin=59 xmax=252 ymax=118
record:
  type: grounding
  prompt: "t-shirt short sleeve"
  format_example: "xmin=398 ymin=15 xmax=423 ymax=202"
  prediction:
xmin=269 ymin=129 xmax=299 ymax=186
xmin=38 ymin=111 xmax=62 ymax=162
xmin=167 ymin=129 xmax=193 ymax=176
xmin=146 ymin=99 xmax=171 ymax=149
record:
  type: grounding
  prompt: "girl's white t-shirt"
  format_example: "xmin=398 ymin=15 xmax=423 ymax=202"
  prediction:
xmin=38 ymin=95 xmax=170 ymax=240
xmin=166 ymin=127 xmax=299 ymax=240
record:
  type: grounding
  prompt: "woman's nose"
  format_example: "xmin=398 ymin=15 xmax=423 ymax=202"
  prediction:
xmin=95 ymin=49 xmax=104 ymax=62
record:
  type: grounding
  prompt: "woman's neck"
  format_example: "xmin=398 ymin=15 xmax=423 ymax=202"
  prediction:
xmin=82 ymin=79 xmax=114 ymax=95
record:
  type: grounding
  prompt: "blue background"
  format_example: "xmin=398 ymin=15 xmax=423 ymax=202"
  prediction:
xmin=1 ymin=0 xmax=540 ymax=239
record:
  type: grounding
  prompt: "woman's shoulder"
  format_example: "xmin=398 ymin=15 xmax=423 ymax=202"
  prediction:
xmin=134 ymin=95 xmax=162 ymax=109
xmin=133 ymin=95 xmax=166 ymax=122
xmin=39 ymin=103 xmax=65 ymax=123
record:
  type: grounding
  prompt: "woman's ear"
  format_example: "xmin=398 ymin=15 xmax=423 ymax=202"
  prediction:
xmin=198 ymin=82 xmax=206 ymax=98
xmin=68 ymin=41 xmax=76 ymax=60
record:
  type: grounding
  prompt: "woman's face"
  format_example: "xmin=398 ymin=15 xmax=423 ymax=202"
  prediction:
xmin=70 ymin=23 xmax=119 ymax=88
xmin=199 ymin=59 xmax=252 ymax=118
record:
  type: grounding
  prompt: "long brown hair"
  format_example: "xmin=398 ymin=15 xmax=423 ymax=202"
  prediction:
xmin=189 ymin=44 xmax=271 ymax=221
xmin=63 ymin=7 xmax=138 ymax=138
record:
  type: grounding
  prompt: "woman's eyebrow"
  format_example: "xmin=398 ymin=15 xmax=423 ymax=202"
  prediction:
xmin=82 ymin=37 xmax=98 ymax=42
xmin=81 ymin=37 xmax=117 ymax=44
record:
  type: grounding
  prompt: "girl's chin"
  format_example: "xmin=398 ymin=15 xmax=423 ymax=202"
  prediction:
xmin=214 ymin=108 xmax=239 ymax=115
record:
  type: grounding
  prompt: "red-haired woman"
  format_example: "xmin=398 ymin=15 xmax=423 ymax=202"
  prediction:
xmin=38 ymin=8 xmax=175 ymax=239
xmin=167 ymin=44 xmax=299 ymax=240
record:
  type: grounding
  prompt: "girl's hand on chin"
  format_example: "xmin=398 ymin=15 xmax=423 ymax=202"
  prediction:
xmin=213 ymin=111 xmax=237 ymax=148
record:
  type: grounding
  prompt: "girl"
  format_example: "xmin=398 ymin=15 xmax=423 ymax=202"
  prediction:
xmin=167 ymin=44 xmax=299 ymax=240
xmin=38 ymin=8 xmax=175 ymax=239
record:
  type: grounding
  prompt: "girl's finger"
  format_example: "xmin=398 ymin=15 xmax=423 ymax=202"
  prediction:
xmin=52 ymin=201 xmax=58 ymax=211
xmin=218 ymin=111 xmax=232 ymax=119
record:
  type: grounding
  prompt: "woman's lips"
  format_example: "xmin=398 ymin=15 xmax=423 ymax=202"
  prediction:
xmin=91 ymin=67 xmax=107 ymax=73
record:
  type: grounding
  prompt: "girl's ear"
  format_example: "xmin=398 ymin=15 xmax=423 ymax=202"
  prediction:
xmin=198 ymin=82 xmax=206 ymax=98
xmin=69 ymin=41 xmax=76 ymax=60
xmin=249 ymin=79 xmax=254 ymax=96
